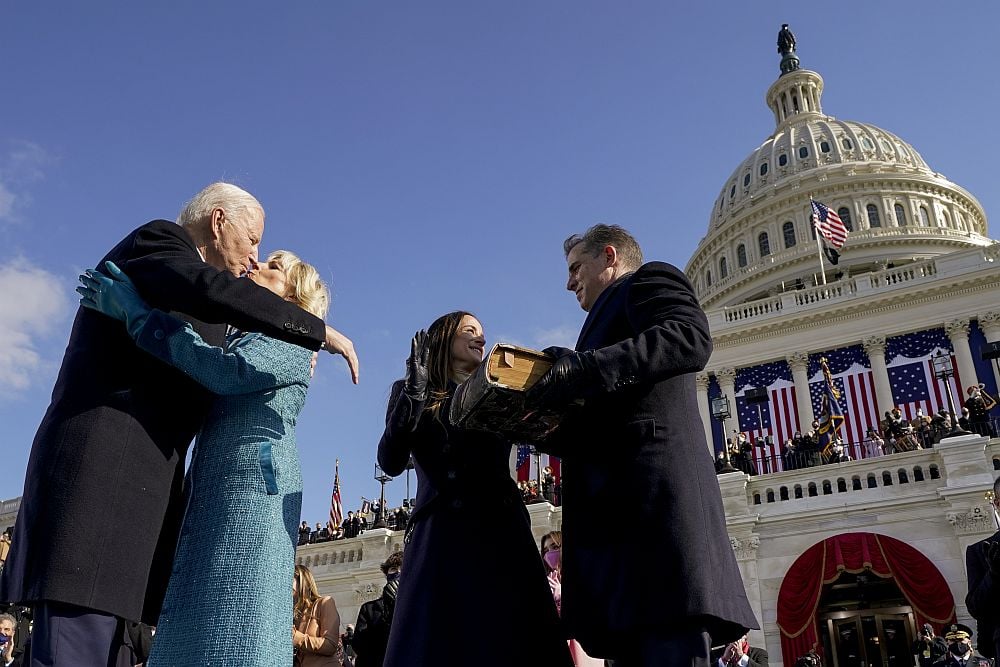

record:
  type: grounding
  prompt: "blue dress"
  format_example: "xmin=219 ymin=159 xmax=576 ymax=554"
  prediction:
xmin=134 ymin=310 xmax=312 ymax=667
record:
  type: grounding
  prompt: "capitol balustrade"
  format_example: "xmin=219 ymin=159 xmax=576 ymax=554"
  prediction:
xmin=740 ymin=435 xmax=1000 ymax=517
xmin=710 ymin=242 xmax=999 ymax=332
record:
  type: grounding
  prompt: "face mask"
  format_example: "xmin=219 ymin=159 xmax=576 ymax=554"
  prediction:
xmin=949 ymin=642 xmax=970 ymax=657
xmin=543 ymin=549 xmax=561 ymax=570
xmin=386 ymin=572 xmax=400 ymax=584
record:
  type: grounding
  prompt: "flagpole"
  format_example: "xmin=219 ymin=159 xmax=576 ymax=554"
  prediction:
xmin=810 ymin=196 xmax=827 ymax=285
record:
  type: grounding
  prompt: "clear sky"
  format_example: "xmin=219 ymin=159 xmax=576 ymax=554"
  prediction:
xmin=2 ymin=2 xmax=998 ymax=524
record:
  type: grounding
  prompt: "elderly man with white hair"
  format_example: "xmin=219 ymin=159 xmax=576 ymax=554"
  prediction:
xmin=0 ymin=182 xmax=358 ymax=667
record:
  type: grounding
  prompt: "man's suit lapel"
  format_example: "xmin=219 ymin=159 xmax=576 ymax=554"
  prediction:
xmin=575 ymin=272 xmax=631 ymax=350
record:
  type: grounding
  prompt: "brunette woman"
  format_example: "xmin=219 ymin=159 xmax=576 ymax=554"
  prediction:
xmin=378 ymin=311 xmax=571 ymax=667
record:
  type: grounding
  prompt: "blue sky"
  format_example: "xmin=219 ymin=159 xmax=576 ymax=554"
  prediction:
xmin=2 ymin=2 xmax=998 ymax=523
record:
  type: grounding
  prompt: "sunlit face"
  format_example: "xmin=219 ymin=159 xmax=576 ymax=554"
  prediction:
xmin=208 ymin=206 xmax=264 ymax=276
xmin=248 ymin=258 xmax=288 ymax=299
xmin=450 ymin=315 xmax=485 ymax=375
xmin=566 ymin=243 xmax=615 ymax=312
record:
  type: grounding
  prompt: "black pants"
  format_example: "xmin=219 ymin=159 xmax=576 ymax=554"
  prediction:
xmin=27 ymin=601 xmax=136 ymax=667
xmin=609 ymin=628 xmax=712 ymax=667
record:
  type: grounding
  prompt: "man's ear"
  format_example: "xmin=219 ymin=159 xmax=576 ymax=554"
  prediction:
xmin=210 ymin=207 xmax=226 ymax=240
xmin=603 ymin=245 xmax=618 ymax=268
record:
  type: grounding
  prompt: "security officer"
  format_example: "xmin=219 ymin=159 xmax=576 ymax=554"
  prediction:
xmin=932 ymin=624 xmax=989 ymax=667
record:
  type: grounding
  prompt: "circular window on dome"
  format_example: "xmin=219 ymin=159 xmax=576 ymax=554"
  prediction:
xmin=898 ymin=145 xmax=909 ymax=158
xmin=760 ymin=162 xmax=768 ymax=176
xmin=798 ymin=146 xmax=809 ymax=159
xmin=730 ymin=184 xmax=736 ymax=199
xmin=743 ymin=173 xmax=751 ymax=187
xmin=842 ymin=138 xmax=853 ymax=150
xmin=778 ymin=154 xmax=788 ymax=167
xmin=862 ymin=137 xmax=874 ymax=150
xmin=881 ymin=139 xmax=892 ymax=152
xmin=820 ymin=141 xmax=831 ymax=153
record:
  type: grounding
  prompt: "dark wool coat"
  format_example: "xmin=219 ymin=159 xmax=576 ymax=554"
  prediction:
xmin=965 ymin=529 xmax=1000 ymax=659
xmin=0 ymin=220 xmax=324 ymax=624
xmin=541 ymin=261 xmax=759 ymax=658
xmin=377 ymin=381 xmax=572 ymax=667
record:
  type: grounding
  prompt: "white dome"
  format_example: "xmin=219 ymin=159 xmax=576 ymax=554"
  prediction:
xmin=687 ymin=66 xmax=991 ymax=311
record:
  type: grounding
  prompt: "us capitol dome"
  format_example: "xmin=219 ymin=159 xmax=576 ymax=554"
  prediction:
xmin=686 ymin=34 xmax=992 ymax=311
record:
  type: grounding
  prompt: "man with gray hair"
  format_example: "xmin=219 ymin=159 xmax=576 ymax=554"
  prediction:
xmin=0 ymin=182 xmax=359 ymax=666
xmin=528 ymin=224 xmax=758 ymax=666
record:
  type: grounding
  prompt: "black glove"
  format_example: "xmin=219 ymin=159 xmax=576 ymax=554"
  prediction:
xmin=986 ymin=539 xmax=1000 ymax=577
xmin=542 ymin=345 xmax=576 ymax=360
xmin=526 ymin=349 xmax=597 ymax=410
xmin=404 ymin=330 xmax=430 ymax=400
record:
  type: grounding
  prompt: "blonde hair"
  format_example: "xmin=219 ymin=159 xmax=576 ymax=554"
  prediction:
xmin=267 ymin=250 xmax=330 ymax=319
xmin=293 ymin=563 xmax=322 ymax=626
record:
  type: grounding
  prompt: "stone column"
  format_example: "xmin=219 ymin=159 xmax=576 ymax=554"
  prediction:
xmin=786 ymin=352 xmax=814 ymax=431
xmin=978 ymin=311 xmax=1000 ymax=391
xmin=696 ymin=373 xmax=714 ymax=456
xmin=862 ymin=335 xmax=895 ymax=417
xmin=716 ymin=367 xmax=738 ymax=442
xmin=945 ymin=319 xmax=978 ymax=399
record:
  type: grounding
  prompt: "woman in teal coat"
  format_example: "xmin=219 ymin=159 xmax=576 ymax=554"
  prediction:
xmin=78 ymin=251 xmax=330 ymax=667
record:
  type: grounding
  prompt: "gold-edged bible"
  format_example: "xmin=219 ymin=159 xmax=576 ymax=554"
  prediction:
xmin=449 ymin=343 xmax=562 ymax=441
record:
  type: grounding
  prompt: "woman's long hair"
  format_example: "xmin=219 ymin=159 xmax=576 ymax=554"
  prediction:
xmin=424 ymin=310 xmax=476 ymax=416
xmin=293 ymin=563 xmax=322 ymax=626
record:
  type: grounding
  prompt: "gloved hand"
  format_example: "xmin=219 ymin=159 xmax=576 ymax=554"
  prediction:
xmin=525 ymin=349 xmax=597 ymax=410
xmin=77 ymin=260 xmax=151 ymax=339
xmin=404 ymin=330 xmax=430 ymax=401
xmin=986 ymin=539 xmax=1000 ymax=577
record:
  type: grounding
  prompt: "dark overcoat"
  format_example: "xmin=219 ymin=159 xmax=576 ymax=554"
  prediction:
xmin=377 ymin=381 xmax=572 ymax=667
xmin=965 ymin=529 xmax=1000 ymax=659
xmin=0 ymin=220 xmax=324 ymax=624
xmin=541 ymin=261 xmax=759 ymax=657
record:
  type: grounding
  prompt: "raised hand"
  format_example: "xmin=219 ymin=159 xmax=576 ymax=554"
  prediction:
xmin=77 ymin=261 xmax=151 ymax=337
xmin=404 ymin=330 xmax=430 ymax=400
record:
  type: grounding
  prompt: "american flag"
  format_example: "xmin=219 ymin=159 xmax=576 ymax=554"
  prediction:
xmin=327 ymin=460 xmax=343 ymax=533
xmin=734 ymin=361 xmax=799 ymax=472
xmin=885 ymin=328 xmax=963 ymax=420
xmin=811 ymin=198 xmax=848 ymax=248
xmin=515 ymin=444 xmax=560 ymax=483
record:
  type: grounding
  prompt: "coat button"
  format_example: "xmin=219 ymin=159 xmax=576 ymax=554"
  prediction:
xmin=446 ymin=470 xmax=457 ymax=480
xmin=153 ymin=330 xmax=165 ymax=340
xmin=284 ymin=322 xmax=294 ymax=330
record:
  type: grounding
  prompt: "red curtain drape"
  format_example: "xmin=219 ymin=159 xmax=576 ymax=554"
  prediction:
xmin=776 ymin=532 xmax=956 ymax=666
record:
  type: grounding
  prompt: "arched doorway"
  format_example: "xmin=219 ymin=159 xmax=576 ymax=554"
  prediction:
xmin=776 ymin=533 xmax=956 ymax=666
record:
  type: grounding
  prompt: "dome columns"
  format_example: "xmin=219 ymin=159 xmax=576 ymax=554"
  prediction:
xmin=945 ymin=319 xmax=979 ymax=396
xmin=786 ymin=352 xmax=814 ymax=431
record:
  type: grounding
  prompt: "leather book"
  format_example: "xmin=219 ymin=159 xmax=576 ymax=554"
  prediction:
xmin=449 ymin=343 xmax=563 ymax=441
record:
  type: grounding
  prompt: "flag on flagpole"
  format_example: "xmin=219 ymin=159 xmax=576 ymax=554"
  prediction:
xmin=811 ymin=199 xmax=848 ymax=248
xmin=327 ymin=460 xmax=343 ymax=533
xmin=815 ymin=358 xmax=845 ymax=456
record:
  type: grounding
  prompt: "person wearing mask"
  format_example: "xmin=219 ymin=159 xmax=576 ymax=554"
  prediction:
xmin=377 ymin=312 xmax=571 ymax=667
xmin=293 ymin=564 xmax=345 ymax=666
xmin=541 ymin=532 xmax=602 ymax=667
xmin=352 ymin=552 xmax=403 ymax=667
xmin=912 ymin=623 xmax=948 ymax=667
xmin=933 ymin=624 xmax=989 ymax=666
xmin=77 ymin=250 xmax=332 ymax=667
xmin=0 ymin=613 xmax=20 ymax=667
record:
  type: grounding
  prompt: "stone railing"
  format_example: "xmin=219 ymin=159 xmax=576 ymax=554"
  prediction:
xmin=709 ymin=243 xmax=998 ymax=334
xmin=743 ymin=448 xmax=944 ymax=514
xmin=0 ymin=497 xmax=20 ymax=522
